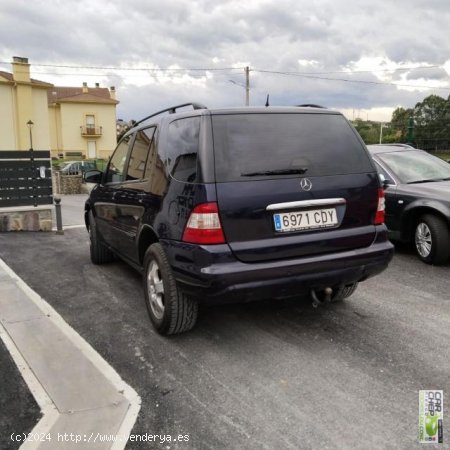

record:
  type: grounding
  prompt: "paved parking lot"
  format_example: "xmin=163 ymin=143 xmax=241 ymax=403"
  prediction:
xmin=0 ymin=220 xmax=449 ymax=449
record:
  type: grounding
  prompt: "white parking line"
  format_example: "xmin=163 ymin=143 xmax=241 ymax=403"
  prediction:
xmin=0 ymin=258 xmax=141 ymax=449
xmin=51 ymin=224 xmax=86 ymax=231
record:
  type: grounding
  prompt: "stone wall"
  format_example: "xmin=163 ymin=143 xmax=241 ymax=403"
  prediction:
xmin=54 ymin=172 xmax=82 ymax=195
xmin=0 ymin=206 xmax=52 ymax=232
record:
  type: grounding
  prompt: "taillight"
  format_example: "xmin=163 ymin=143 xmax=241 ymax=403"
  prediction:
xmin=374 ymin=188 xmax=385 ymax=225
xmin=182 ymin=202 xmax=225 ymax=244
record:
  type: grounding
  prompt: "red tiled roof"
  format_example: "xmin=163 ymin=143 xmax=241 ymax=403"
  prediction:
xmin=47 ymin=87 xmax=118 ymax=105
xmin=0 ymin=70 xmax=53 ymax=87
xmin=0 ymin=71 xmax=13 ymax=81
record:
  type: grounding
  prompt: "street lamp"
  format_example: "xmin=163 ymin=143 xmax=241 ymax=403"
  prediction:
xmin=229 ymin=67 xmax=250 ymax=106
xmin=27 ymin=120 xmax=34 ymax=150
xmin=229 ymin=79 xmax=248 ymax=106
xmin=26 ymin=120 xmax=37 ymax=206
xmin=379 ymin=122 xmax=387 ymax=144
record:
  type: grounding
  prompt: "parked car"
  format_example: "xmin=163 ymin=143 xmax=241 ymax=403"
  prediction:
xmin=60 ymin=160 xmax=97 ymax=175
xmin=368 ymin=144 xmax=450 ymax=265
xmin=84 ymin=103 xmax=393 ymax=335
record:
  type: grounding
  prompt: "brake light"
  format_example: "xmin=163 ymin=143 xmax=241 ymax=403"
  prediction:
xmin=182 ymin=202 xmax=225 ymax=244
xmin=374 ymin=188 xmax=385 ymax=225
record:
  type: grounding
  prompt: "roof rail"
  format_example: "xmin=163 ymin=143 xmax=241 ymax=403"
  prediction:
xmin=296 ymin=104 xmax=326 ymax=109
xmin=132 ymin=102 xmax=208 ymax=128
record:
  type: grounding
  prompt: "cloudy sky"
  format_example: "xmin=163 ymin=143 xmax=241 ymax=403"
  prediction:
xmin=1 ymin=0 xmax=449 ymax=121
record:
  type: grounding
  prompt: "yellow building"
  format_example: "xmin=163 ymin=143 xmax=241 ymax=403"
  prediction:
xmin=48 ymin=83 xmax=119 ymax=160
xmin=0 ymin=56 xmax=52 ymax=150
xmin=0 ymin=56 xmax=119 ymax=159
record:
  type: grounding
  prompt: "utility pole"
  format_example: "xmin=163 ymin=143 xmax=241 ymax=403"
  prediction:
xmin=245 ymin=66 xmax=250 ymax=106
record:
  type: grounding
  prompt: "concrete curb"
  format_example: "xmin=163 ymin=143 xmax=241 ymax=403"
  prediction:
xmin=0 ymin=258 xmax=141 ymax=449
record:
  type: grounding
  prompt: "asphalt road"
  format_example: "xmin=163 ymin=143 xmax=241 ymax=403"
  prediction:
xmin=0 ymin=338 xmax=41 ymax=448
xmin=0 ymin=226 xmax=449 ymax=450
xmin=52 ymin=193 xmax=89 ymax=227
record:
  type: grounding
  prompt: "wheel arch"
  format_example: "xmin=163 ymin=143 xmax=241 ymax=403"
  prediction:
xmin=137 ymin=225 xmax=159 ymax=265
xmin=84 ymin=204 xmax=91 ymax=230
xmin=401 ymin=203 xmax=450 ymax=242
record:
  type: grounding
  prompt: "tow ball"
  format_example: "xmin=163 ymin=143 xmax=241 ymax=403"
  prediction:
xmin=311 ymin=287 xmax=333 ymax=308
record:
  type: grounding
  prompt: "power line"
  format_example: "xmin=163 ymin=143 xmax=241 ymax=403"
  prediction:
xmin=30 ymin=71 xmax=234 ymax=78
xmin=0 ymin=61 xmax=245 ymax=72
xmin=1 ymin=60 xmax=445 ymax=75
xmin=259 ymin=64 xmax=444 ymax=75
xmin=1 ymin=60 xmax=448 ymax=90
xmin=252 ymin=69 xmax=450 ymax=91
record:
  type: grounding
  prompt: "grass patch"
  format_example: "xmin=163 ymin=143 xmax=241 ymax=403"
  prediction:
xmin=434 ymin=151 xmax=450 ymax=162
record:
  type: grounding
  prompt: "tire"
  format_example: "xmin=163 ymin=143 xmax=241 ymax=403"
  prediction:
xmin=330 ymin=282 xmax=359 ymax=303
xmin=414 ymin=214 xmax=450 ymax=265
xmin=88 ymin=211 xmax=115 ymax=264
xmin=143 ymin=243 xmax=198 ymax=335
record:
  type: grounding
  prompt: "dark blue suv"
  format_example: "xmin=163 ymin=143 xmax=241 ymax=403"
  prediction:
xmin=85 ymin=103 xmax=393 ymax=334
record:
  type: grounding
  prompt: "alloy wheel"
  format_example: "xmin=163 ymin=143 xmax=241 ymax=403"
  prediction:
xmin=147 ymin=260 xmax=165 ymax=320
xmin=415 ymin=222 xmax=432 ymax=258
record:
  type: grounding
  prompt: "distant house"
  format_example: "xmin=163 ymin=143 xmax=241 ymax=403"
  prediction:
xmin=0 ymin=56 xmax=53 ymax=150
xmin=48 ymin=83 xmax=119 ymax=160
xmin=0 ymin=56 xmax=119 ymax=160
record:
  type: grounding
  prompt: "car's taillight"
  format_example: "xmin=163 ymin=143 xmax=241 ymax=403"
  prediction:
xmin=182 ymin=202 xmax=225 ymax=244
xmin=374 ymin=188 xmax=385 ymax=225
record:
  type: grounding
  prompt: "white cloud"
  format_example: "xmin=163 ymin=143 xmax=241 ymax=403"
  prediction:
xmin=298 ymin=59 xmax=319 ymax=68
xmin=0 ymin=0 xmax=448 ymax=121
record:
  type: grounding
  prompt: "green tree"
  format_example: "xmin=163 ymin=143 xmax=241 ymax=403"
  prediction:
xmin=386 ymin=107 xmax=413 ymax=142
xmin=353 ymin=119 xmax=381 ymax=144
xmin=413 ymin=94 xmax=450 ymax=150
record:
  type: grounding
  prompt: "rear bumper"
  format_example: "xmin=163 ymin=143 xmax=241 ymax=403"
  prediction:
xmin=161 ymin=232 xmax=394 ymax=304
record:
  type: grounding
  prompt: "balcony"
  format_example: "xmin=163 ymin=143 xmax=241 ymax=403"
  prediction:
xmin=80 ymin=126 xmax=102 ymax=137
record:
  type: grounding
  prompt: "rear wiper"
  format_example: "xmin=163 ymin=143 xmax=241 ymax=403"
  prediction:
xmin=241 ymin=168 xmax=308 ymax=177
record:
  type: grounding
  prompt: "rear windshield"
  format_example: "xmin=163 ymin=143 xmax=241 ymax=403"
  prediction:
xmin=212 ymin=113 xmax=373 ymax=182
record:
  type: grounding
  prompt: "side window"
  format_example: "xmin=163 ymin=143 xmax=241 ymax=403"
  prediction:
xmin=125 ymin=127 xmax=155 ymax=181
xmin=105 ymin=135 xmax=131 ymax=183
xmin=144 ymin=129 xmax=167 ymax=195
xmin=166 ymin=117 xmax=200 ymax=182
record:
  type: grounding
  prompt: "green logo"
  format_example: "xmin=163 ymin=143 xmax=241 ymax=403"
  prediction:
xmin=419 ymin=390 xmax=443 ymax=443
xmin=426 ymin=415 xmax=439 ymax=437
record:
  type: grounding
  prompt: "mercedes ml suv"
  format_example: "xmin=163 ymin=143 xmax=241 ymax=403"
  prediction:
xmin=85 ymin=103 xmax=394 ymax=335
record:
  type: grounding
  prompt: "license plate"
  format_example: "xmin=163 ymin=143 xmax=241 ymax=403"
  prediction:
xmin=273 ymin=208 xmax=338 ymax=232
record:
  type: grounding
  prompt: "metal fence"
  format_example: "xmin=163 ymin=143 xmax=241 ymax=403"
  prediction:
xmin=0 ymin=150 xmax=53 ymax=207
xmin=414 ymin=139 xmax=450 ymax=152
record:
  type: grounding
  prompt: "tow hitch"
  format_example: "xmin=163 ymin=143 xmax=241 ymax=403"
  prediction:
xmin=311 ymin=287 xmax=333 ymax=308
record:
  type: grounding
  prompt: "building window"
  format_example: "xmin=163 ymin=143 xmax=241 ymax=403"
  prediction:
xmin=86 ymin=115 xmax=95 ymax=134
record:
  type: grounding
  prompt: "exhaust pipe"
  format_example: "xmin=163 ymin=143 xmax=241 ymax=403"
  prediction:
xmin=311 ymin=287 xmax=333 ymax=308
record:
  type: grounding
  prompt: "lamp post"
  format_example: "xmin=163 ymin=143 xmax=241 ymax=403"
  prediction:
xmin=229 ymin=79 xmax=248 ymax=106
xmin=229 ymin=66 xmax=250 ymax=106
xmin=27 ymin=120 xmax=34 ymax=150
xmin=379 ymin=122 xmax=387 ymax=144
xmin=26 ymin=120 xmax=37 ymax=206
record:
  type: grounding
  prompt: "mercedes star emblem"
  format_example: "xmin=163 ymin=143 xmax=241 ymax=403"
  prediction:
xmin=300 ymin=178 xmax=312 ymax=191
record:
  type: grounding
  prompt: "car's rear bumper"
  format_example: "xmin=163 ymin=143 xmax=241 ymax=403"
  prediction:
xmin=161 ymin=230 xmax=394 ymax=304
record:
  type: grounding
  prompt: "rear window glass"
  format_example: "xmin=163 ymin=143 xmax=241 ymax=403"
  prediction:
xmin=212 ymin=113 xmax=373 ymax=182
